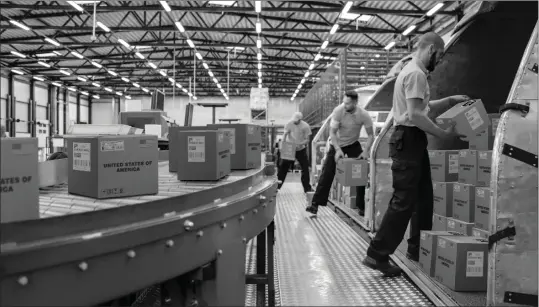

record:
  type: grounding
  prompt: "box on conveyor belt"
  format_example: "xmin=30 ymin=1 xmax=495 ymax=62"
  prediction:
xmin=429 ymin=150 xmax=459 ymax=182
xmin=458 ymin=150 xmax=478 ymax=185
xmin=469 ymin=114 xmax=500 ymax=150
xmin=452 ymin=183 xmax=475 ymax=223
xmin=344 ymin=196 xmax=357 ymax=209
xmin=436 ymin=99 xmax=489 ymax=140
xmin=434 ymin=236 xmax=488 ymax=291
xmin=447 ymin=217 xmax=474 ymax=235
xmin=169 ymin=126 xmax=209 ymax=172
xmin=0 ymin=138 xmax=39 ymax=223
xmin=433 ymin=214 xmax=447 ymax=231
xmin=66 ymin=135 xmax=158 ymax=199
xmin=433 ymin=182 xmax=454 ymax=217
xmin=280 ymin=140 xmax=296 ymax=161
xmin=336 ymin=158 xmax=368 ymax=186
xmin=472 ymin=228 xmax=489 ymax=239
xmin=474 ymin=187 xmax=491 ymax=231
xmin=419 ymin=231 xmax=462 ymax=277
xmin=477 ymin=151 xmax=492 ymax=187
xmin=177 ymin=130 xmax=231 ymax=181
xmin=208 ymin=124 xmax=262 ymax=170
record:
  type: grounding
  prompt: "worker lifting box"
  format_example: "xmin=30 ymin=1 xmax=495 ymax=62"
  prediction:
xmin=436 ymin=99 xmax=489 ymax=140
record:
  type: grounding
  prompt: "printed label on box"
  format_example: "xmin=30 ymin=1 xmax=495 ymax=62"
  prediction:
xmin=433 ymin=182 xmax=437 ymax=189
xmin=460 ymin=151 xmax=467 ymax=157
xmin=454 ymin=185 xmax=461 ymax=192
xmin=449 ymin=154 xmax=459 ymax=173
xmin=73 ymin=142 xmax=91 ymax=172
xmin=448 ymin=220 xmax=456 ymax=229
xmin=188 ymin=136 xmax=205 ymax=162
xmin=219 ymin=128 xmax=236 ymax=154
xmin=248 ymin=126 xmax=254 ymax=135
xmin=480 ymin=152 xmax=488 ymax=159
xmin=421 ymin=232 xmax=426 ymax=240
xmin=352 ymin=164 xmax=362 ymax=179
xmin=465 ymin=107 xmax=485 ymax=131
xmin=438 ymin=239 xmax=446 ymax=248
xmin=101 ymin=140 xmax=124 ymax=152
xmin=477 ymin=189 xmax=485 ymax=197
xmin=466 ymin=251 xmax=484 ymax=277
xmin=429 ymin=151 xmax=436 ymax=158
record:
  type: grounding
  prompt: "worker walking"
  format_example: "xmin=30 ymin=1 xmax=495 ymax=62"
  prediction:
xmin=277 ymin=112 xmax=313 ymax=193
xmin=306 ymin=90 xmax=374 ymax=216
xmin=363 ymin=32 xmax=469 ymax=277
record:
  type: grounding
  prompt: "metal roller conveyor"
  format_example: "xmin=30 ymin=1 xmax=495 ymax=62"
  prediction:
xmin=0 ymin=160 xmax=278 ymax=307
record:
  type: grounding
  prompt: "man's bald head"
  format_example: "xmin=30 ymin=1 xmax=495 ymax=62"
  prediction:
xmin=415 ymin=32 xmax=445 ymax=72
xmin=417 ymin=32 xmax=445 ymax=51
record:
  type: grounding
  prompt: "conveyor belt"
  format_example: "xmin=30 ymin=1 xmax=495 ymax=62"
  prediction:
xmin=275 ymin=175 xmax=433 ymax=306
xmin=38 ymin=161 xmax=261 ymax=218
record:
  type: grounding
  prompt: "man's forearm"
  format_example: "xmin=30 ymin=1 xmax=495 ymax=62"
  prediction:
xmin=364 ymin=135 xmax=374 ymax=154
xmin=330 ymin=131 xmax=341 ymax=152
xmin=429 ymin=96 xmax=454 ymax=113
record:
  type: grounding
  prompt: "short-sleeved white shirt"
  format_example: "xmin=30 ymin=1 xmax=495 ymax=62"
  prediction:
xmin=330 ymin=104 xmax=373 ymax=147
xmin=392 ymin=57 xmax=431 ymax=126
xmin=285 ymin=120 xmax=311 ymax=151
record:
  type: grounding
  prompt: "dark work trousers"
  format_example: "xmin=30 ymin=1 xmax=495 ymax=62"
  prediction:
xmin=277 ymin=148 xmax=312 ymax=192
xmin=367 ymin=125 xmax=433 ymax=262
xmin=311 ymin=141 xmax=365 ymax=211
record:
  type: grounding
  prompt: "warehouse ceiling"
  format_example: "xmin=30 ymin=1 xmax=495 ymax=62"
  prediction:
xmin=0 ymin=1 xmax=467 ymax=99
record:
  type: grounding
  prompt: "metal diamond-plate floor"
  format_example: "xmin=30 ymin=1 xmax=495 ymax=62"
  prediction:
xmin=272 ymin=175 xmax=433 ymax=306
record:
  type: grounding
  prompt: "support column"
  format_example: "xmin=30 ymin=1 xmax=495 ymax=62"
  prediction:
xmin=63 ymin=88 xmax=67 ymax=134
xmin=6 ymin=73 xmax=14 ymax=137
xmin=49 ymin=86 xmax=56 ymax=152
xmin=29 ymin=79 xmax=36 ymax=137
xmin=88 ymin=96 xmax=93 ymax=124
xmin=76 ymin=93 xmax=81 ymax=124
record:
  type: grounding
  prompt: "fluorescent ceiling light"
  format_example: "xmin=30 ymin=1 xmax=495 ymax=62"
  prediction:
xmin=295 ymin=89 xmax=299 ymax=94
xmin=159 ymin=70 xmax=167 ymax=77
xmin=255 ymin=1 xmax=262 ymax=13
xmin=135 ymin=46 xmax=151 ymax=50
xmin=220 ymin=88 xmax=225 ymax=93
xmin=186 ymin=39 xmax=195 ymax=48
xmin=133 ymin=83 xmax=140 ymax=88
xmin=96 ymin=21 xmax=110 ymax=32
xmin=341 ymin=1 xmax=353 ymax=15
xmin=258 ymin=71 xmax=262 ymax=77
xmin=321 ymin=40 xmax=329 ymax=49
xmin=298 ymin=84 xmax=302 ymax=89
xmin=209 ymin=1 xmax=236 ymax=6
xmin=257 ymin=53 xmax=262 ymax=61
xmin=11 ymin=69 xmax=24 ymax=75
xmin=402 ymin=25 xmax=416 ymax=36
xmin=148 ymin=62 xmax=157 ymax=69
xmin=258 ymin=84 xmax=262 ymax=89
xmin=182 ymin=88 xmax=188 ymax=93
xmin=117 ymin=38 xmax=131 ymax=49
xmin=77 ymin=76 xmax=87 ymax=82
xmin=256 ymin=21 xmax=262 ymax=33
xmin=67 ymin=1 xmax=85 ymax=11
xmin=426 ymin=3 xmax=444 ymax=16
xmin=257 ymin=39 xmax=262 ymax=49
xmin=226 ymin=46 xmax=245 ymax=50
xmin=135 ymin=52 xmax=145 ymax=59
xmin=203 ymin=63 xmax=209 ymax=69
xmin=217 ymin=84 xmax=222 ymax=89
xmin=176 ymin=83 xmax=182 ymax=88
xmin=304 ymin=72 xmax=310 ymax=78
xmin=375 ymin=54 xmax=380 ymax=58
xmin=384 ymin=41 xmax=396 ymax=50
xmin=358 ymin=15 xmax=372 ymax=22
xmin=142 ymin=88 xmax=149 ymax=93
xmin=168 ymin=77 xmax=175 ymax=83
xmin=33 ymin=76 xmax=45 ymax=82
xmin=108 ymin=70 xmax=118 ymax=76
xmin=10 ymin=51 xmax=26 ymax=58
xmin=175 ymin=21 xmax=185 ymax=32
xmin=308 ymin=64 xmax=314 ymax=70
xmin=58 ymin=69 xmax=71 ymax=76
xmin=116 ymin=91 xmax=123 ymax=96
xmin=290 ymin=97 xmax=294 ymax=101
xmin=360 ymin=66 xmax=365 ymax=70
xmin=9 ymin=20 xmax=31 ymax=31
xmin=213 ymin=78 xmax=218 ymax=83
xmin=36 ymin=52 xmax=57 ymax=57
xmin=121 ymin=77 xmax=130 ymax=82
xmin=258 ymin=63 xmax=262 ymax=70
xmin=314 ymin=53 xmax=321 ymax=61
xmin=329 ymin=24 xmax=339 ymax=35
xmin=258 ymin=78 xmax=262 ymax=84
xmin=67 ymin=87 xmax=77 ymax=92
xmin=159 ymin=1 xmax=171 ymax=12
xmin=91 ymin=61 xmax=102 ymax=68
xmin=45 ymin=38 xmax=60 ymax=47
xmin=104 ymin=87 xmax=112 ymax=92
xmin=188 ymin=92 xmax=193 ymax=97
xmin=71 ymin=51 xmax=84 ymax=59
xmin=92 ymin=82 xmax=100 ymax=87
xmin=125 ymin=95 xmax=132 ymax=99
xmin=196 ymin=52 xmax=203 ymax=60
xmin=208 ymin=71 xmax=214 ymax=77
xmin=93 ymin=95 xmax=100 ymax=99
xmin=52 ymin=82 xmax=62 ymax=87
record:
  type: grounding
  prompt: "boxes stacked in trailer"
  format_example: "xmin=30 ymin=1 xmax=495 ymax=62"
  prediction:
xmin=418 ymin=99 xmax=499 ymax=291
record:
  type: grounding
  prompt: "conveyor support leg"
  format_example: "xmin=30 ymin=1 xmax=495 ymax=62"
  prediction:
xmin=246 ymin=219 xmax=276 ymax=307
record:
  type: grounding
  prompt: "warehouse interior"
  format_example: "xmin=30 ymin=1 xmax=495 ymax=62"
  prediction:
xmin=0 ymin=1 xmax=538 ymax=307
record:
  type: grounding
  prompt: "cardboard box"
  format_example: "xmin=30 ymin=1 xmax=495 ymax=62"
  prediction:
xmin=458 ymin=150 xmax=478 ymax=185
xmin=429 ymin=150 xmax=459 ymax=182
xmin=472 ymin=228 xmax=489 ymax=239
xmin=447 ymin=217 xmax=474 ymax=235
xmin=208 ymin=124 xmax=262 ymax=170
xmin=342 ymin=186 xmax=357 ymax=197
xmin=0 ymin=138 xmax=39 ymax=222
xmin=177 ymin=130 xmax=231 ymax=181
xmin=433 ymin=214 xmax=447 ymax=231
xmin=433 ymin=182 xmax=454 ymax=217
xmin=66 ymin=135 xmax=158 ymax=199
xmin=434 ymin=236 xmax=488 ymax=291
xmin=280 ymin=141 xmax=296 ymax=161
xmin=169 ymin=126 xmax=208 ymax=172
xmin=419 ymin=231 xmax=462 ymax=277
xmin=344 ymin=196 xmax=357 ymax=209
xmin=469 ymin=114 xmax=500 ymax=150
xmin=436 ymin=99 xmax=489 ymax=139
xmin=477 ymin=151 xmax=492 ymax=187
xmin=474 ymin=187 xmax=491 ymax=230
xmin=452 ymin=183 xmax=475 ymax=223
xmin=336 ymin=158 xmax=369 ymax=186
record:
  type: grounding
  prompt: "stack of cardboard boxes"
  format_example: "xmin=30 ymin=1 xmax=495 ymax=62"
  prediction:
xmin=420 ymin=99 xmax=499 ymax=292
xmin=329 ymin=158 xmax=369 ymax=209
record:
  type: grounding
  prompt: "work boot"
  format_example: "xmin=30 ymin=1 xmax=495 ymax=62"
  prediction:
xmin=406 ymin=246 xmax=419 ymax=262
xmin=305 ymin=205 xmax=318 ymax=215
xmin=362 ymin=256 xmax=402 ymax=277
xmin=358 ymin=209 xmax=365 ymax=216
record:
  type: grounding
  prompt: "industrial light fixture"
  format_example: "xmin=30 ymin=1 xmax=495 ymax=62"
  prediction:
xmin=209 ymin=1 xmax=236 ymax=6
xmin=58 ymin=69 xmax=71 ymax=76
xmin=321 ymin=40 xmax=329 ymax=49
xmin=256 ymin=21 xmax=262 ymax=33
xmin=258 ymin=71 xmax=262 ymax=77
xmin=159 ymin=1 xmax=171 ymax=12
xmin=308 ymin=63 xmax=314 ymax=70
xmin=258 ymin=84 xmax=262 ymax=89
xmin=148 ymin=62 xmax=157 ymax=69
xmin=33 ymin=76 xmax=45 ymax=82
xmin=80 ymin=91 xmax=89 ymax=96
xmin=71 ymin=51 xmax=84 ymax=59
xmin=52 ymin=82 xmax=63 ymax=87
xmin=133 ymin=83 xmax=140 ymax=88
xmin=186 ymin=39 xmax=195 ymax=48
xmin=36 ymin=52 xmax=57 ymax=57
xmin=45 ymin=38 xmax=60 ymax=47
xmin=93 ymin=94 xmax=100 ymax=99
xmin=10 ymin=51 xmax=26 ymax=58
xmin=91 ymin=61 xmax=103 ymax=68
xmin=135 ymin=52 xmax=145 ymax=59
xmin=329 ymin=24 xmax=339 ymax=35
xmin=258 ymin=63 xmax=262 ymax=70
xmin=226 ymin=46 xmax=245 ymax=50
xmin=213 ymin=77 xmax=218 ymax=83
xmin=196 ymin=52 xmax=203 ymax=60
xmin=402 ymin=25 xmax=416 ymax=36
xmin=257 ymin=39 xmax=262 ymax=49
xmin=314 ymin=53 xmax=321 ymax=61
xmin=142 ymin=87 xmax=150 ymax=93
xmin=175 ymin=21 xmax=185 ymax=32
xmin=257 ymin=53 xmax=262 ymax=61
xmin=426 ymin=3 xmax=444 ymax=16
xmin=255 ymin=1 xmax=262 ymax=13
xmin=108 ymin=70 xmax=118 ymax=76
xmin=117 ymin=38 xmax=131 ymax=49
xmin=304 ymin=72 xmax=310 ymax=78
xmin=208 ymin=71 xmax=214 ymax=77
xmin=9 ymin=20 xmax=31 ymax=31
xmin=168 ymin=77 xmax=175 ymax=83
xmin=217 ymin=84 xmax=222 ymax=89
xmin=300 ymin=79 xmax=305 ymax=84
xmin=202 ymin=63 xmax=209 ymax=70
xmin=125 ymin=95 xmax=132 ymax=99
xmin=258 ymin=78 xmax=262 ymax=84
xmin=67 ymin=1 xmax=84 ymax=11
xmin=121 ymin=77 xmax=130 ymax=82
xmin=360 ymin=66 xmax=365 ymax=70
xmin=358 ymin=15 xmax=372 ymax=22
xmin=182 ymin=88 xmax=188 ymax=93
xmin=96 ymin=21 xmax=110 ymax=32
xmin=159 ymin=70 xmax=167 ymax=77
xmin=188 ymin=92 xmax=193 ymax=97
xmin=11 ymin=69 xmax=24 ymax=75
xmin=220 ymin=88 xmax=225 ymax=93
xmin=384 ymin=41 xmax=396 ymax=50
xmin=77 ymin=76 xmax=87 ymax=82
xmin=67 ymin=87 xmax=77 ymax=92
xmin=92 ymin=82 xmax=100 ymax=87
xmin=375 ymin=54 xmax=380 ymax=58
xmin=104 ymin=87 xmax=112 ymax=92
xmin=116 ymin=91 xmax=123 ymax=96
xmin=175 ymin=83 xmax=182 ymax=88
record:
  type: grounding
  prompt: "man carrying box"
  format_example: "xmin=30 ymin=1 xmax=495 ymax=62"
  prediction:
xmin=363 ymin=32 xmax=469 ymax=277
xmin=277 ymin=112 xmax=313 ymax=193
xmin=306 ymin=90 xmax=374 ymax=216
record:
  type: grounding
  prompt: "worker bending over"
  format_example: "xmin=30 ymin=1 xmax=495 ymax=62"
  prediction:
xmin=306 ymin=91 xmax=374 ymax=215
xmin=277 ymin=112 xmax=313 ymax=193
xmin=363 ymin=32 xmax=468 ymax=277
